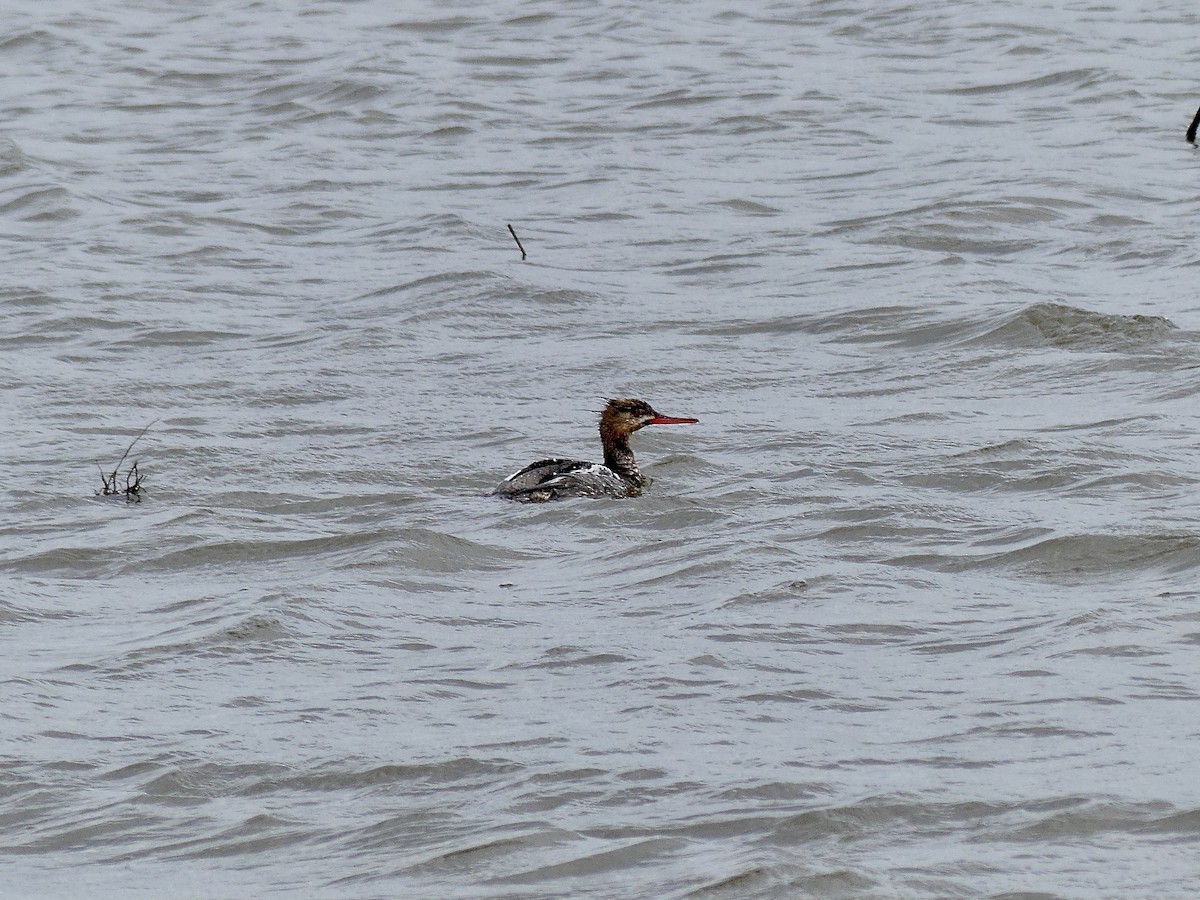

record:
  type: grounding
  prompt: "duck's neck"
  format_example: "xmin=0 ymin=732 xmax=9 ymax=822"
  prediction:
xmin=601 ymin=427 xmax=643 ymax=488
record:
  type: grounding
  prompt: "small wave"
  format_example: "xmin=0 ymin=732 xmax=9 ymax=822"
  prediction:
xmin=895 ymin=532 xmax=1200 ymax=583
xmin=0 ymin=137 xmax=28 ymax=177
xmin=504 ymin=645 xmax=634 ymax=671
xmin=708 ymin=199 xmax=783 ymax=216
xmin=940 ymin=67 xmax=1110 ymax=95
xmin=487 ymin=837 xmax=686 ymax=887
xmin=458 ymin=54 xmax=568 ymax=69
xmin=709 ymin=114 xmax=787 ymax=134
xmin=687 ymin=866 xmax=877 ymax=897
xmin=971 ymin=302 xmax=1177 ymax=353
xmin=630 ymin=89 xmax=723 ymax=111
xmin=104 ymin=609 xmax=303 ymax=670
xmin=122 ymin=531 xmax=379 ymax=575
xmin=822 ymin=196 xmax=1066 ymax=256
xmin=0 ymin=185 xmax=77 ymax=221
xmin=387 ymin=16 xmax=479 ymax=33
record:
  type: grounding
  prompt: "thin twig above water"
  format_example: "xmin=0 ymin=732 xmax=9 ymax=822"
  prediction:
xmin=507 ymin=223 xmax=527 ymax=260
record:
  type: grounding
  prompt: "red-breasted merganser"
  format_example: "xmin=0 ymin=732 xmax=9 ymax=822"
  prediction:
xmin=494 ymin=398 xmax=699 ymax=502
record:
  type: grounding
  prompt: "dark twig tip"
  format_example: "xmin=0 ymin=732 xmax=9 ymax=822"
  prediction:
xmin=1187 ymin=105 xmax=1200 ymax=144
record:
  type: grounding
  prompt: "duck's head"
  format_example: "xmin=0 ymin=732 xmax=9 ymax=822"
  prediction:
xmin=599 ymin=398 xmax=699 ymax=439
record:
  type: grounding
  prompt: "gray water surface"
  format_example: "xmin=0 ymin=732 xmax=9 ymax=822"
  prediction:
xmin=5 ymin=1 xmax=1200 ymax=897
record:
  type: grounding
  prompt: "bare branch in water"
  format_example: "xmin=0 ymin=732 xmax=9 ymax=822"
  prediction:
xmin=96 ymin=420 xmax=155 ymax=502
